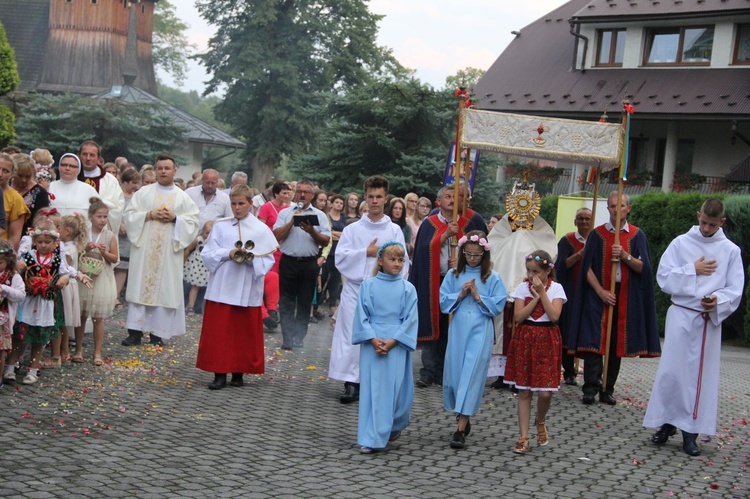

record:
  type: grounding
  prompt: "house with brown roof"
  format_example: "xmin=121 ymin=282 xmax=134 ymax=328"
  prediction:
xmin=474 ymin=0 xmax=750 ymax=193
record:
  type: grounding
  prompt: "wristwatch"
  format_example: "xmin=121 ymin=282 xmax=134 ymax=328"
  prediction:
xmin=626 ymin=254 xmax=632 ymax=262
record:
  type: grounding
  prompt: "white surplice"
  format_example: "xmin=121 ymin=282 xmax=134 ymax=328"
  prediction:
xmin=643 ymin=226 xmax=744 ymax=435
xmin=201 ymin=214 xmax=277 ymax=307
xmin=328 ymin=214 xmax=409 ymax=383
xmin=124 ymin=184 xmax=199 ymax=339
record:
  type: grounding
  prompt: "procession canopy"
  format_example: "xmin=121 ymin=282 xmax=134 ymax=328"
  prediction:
xmin=460 ymin=108 xmax=624 ymax=171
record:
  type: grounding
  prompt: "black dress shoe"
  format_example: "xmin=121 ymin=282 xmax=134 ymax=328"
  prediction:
xmin=121 ymin=330 xmax=142 ymax=346
xmin=208 ymin=375 xmax=227 ymax=390
xmin=651 ymin=423 xmax=676 ymax=445
xmin=599 ymin=393 xmax=617 ymax=405
xmin=415 ymin=378 xmax=432 ymax=388
xmin=490 ymin=377 xmax=509 ymax=389
xmin=582 ymin=394 xmax=596 ymax=405
xmin=564 ymin=375 xmax=577 ymax=386
xmin=682 ymin=431 xmax=701 ymax=456
xmin=149 ymin=334 xmax=164 ymax=346
xmin=340 ymin=382 xmax=359 ymax=403
xmin=450 ymin=431 xmax=465 ymax=449
xmin=455 ymin=414 xmax=471 ymax=436
xmin=228 ymin=374 xmax=244 ymax=387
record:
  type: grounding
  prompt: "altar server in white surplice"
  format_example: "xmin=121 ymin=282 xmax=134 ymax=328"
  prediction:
xmin=328 ymin=176 xmax=408 ymax=404
xmin=121 ymin=154 xmax=199 ymax=347
xmin=643 ymin=199 xmax=744 ymax=457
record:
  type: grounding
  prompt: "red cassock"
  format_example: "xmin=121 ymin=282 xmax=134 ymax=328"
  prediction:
xmin=196 ymin=301 xmax=265 ymax=374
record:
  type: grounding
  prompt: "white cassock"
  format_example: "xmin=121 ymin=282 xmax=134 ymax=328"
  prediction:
xmin=96 ymin=173 xmax=125 ymax=233
xmin=327 ymin=214 xmax=409 ymax=383
xmin=643 ymin=226 xmax=743 ymax=435
xmin=487 ymin=214 xmax=557 ymax=375
xmin=124 ymin=183 xmax=199 ymax=339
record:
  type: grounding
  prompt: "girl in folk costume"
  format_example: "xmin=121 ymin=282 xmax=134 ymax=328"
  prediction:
xmin=440 ymin=231 xmax=507 ymax=450
xmin=504 ymin=250 xmax=566 ymax=454
xmin=0 ymin=240 xmax=26 ymax=389
xmin=5 ymin=220 xmax=92 ymax=384
xmin=77 ymin=199 xmax=119 ymax=366
xmin=50 ymin=213 xmax=87 ymax=365
xmin=196 ymin=184 xmax=277 ymax=390
xmin=184 ymin=220 xmax=214 ymax=316
xmin=354 ymin=242 xmax=418 ymax=454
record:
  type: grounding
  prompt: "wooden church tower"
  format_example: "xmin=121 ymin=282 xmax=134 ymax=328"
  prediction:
xmin=0 ymin=0 xmax=158 ymax=95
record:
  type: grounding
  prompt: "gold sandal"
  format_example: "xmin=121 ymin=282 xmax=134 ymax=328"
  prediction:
xmin=536 ymin=418 xmax=549 ymax=446
xmin=513 ymin=436 xmax=531 ymax=454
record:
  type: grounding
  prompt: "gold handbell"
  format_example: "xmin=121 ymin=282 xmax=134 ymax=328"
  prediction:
xmin=232 ymin=240 xmax=247 ymax=263
xmin=243 ymin=240 xmax=255 ymax=262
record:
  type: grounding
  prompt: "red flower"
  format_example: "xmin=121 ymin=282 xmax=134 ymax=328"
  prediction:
xmin=623 ymin=103 xmax=635 ymax=114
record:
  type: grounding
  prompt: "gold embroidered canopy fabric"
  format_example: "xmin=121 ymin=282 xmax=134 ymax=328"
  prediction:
xmin=460 ymin=109 xmax=624 ymax=171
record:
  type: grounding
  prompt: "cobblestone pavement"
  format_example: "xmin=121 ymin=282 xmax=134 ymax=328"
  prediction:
xmin=0 ymin=308 xmax=748 ymax=498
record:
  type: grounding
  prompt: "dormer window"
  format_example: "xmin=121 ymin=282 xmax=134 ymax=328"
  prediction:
xmin=596 ymin=29 xmax=626 ymax=67
xmin=734 ymin=24 xmax=750 ymax=65
xmin=644 ymin=26 xmax=714 ymax=66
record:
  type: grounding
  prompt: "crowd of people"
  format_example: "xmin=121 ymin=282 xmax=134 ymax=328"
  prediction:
xmin=0 ymin=142 xmax=743 ymax=459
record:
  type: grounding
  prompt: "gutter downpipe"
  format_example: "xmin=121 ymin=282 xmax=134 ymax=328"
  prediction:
xmin=569 ymin=19 xmax=588 ymax=73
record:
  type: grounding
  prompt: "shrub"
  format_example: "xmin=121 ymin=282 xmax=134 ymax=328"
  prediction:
xmin=0 ymin=105 xmax=14 ymax=147
xmin=540 ymin=195 xmax=558 ymax=232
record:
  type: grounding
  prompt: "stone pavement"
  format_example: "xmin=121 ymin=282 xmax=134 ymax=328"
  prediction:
xmin=0 ymin=309 xmax=748 ymax=498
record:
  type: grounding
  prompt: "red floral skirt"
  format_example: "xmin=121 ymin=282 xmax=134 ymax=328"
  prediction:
xmin=196 ymin=301 xmax=264 ymax=374
xmin=504 ymin=322 xmax=561 ymax=391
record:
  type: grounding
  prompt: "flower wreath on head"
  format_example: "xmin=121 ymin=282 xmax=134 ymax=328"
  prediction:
xmin=29 ymin=228 xmax=60 ymax=240
xmin=458 ymin=234 xmax=490 ymax=251
xmin=526 ymin=254 xmax=554 ymax=268
xmin=376 ymin=240 xmax=404 ymax=259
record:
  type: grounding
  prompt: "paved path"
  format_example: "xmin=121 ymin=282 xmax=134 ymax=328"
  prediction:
xmin=0 ymin=309 xmax=748 ymax=498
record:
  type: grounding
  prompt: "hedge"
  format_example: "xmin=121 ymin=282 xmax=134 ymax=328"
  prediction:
xmin=543 ymin=192 xmax=748 ymax=342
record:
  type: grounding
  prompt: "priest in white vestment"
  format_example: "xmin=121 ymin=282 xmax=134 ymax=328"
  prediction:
xmin=643 ymin=199 xmax=743 ymax=456
xmin=77 ymin=141 xmax=125 ymax=233
xmin=328 ymin=176 xmax=408 ymax=403
xmin=121 ymin=154 xmax=199 ymax=346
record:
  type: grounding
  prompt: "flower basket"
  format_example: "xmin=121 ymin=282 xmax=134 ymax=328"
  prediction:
xmin=79 ymin=251 xmax=105 ymax=279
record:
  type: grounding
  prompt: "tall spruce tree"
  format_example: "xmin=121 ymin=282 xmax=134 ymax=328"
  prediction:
xmin=0 ymin=21 xmax=19 ymax=147
xmin=14 ymin=93 xmax=187 ymax=166
xmin=196 ymin=0 xmax=399 ymax=187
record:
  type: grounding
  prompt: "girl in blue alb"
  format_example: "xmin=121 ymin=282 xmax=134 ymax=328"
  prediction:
xmin=441 ymin=230 xmax=507 ymax=450
xmin=353 ymin=241 xmax=418 ymax=454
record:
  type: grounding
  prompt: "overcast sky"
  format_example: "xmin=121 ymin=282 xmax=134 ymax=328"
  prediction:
xmin=163 ymin=1 xmax=569 ymax=94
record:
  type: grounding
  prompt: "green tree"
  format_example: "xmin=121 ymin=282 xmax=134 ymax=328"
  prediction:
xmin=153 ymin=0 xmax=196 ymax=86
xmin=14 ymin=93 xmax=187 ymax=167
xmin=289 ymin=76 xmax=503 ymax=217
xmin=196 ymin=0 xmax=400 ymax=188
xmin=0 ymin=21 xmax=20 ymax=146
xmin=443 ymin=67 xmax=486 ymax=93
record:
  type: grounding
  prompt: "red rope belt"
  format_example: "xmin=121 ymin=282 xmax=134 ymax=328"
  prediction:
xmin=671 ymin=302 xmax=710 ymax=419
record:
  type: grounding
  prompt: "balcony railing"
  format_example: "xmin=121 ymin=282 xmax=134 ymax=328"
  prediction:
xmin=543 ymin=170 xmax=750 ymax=196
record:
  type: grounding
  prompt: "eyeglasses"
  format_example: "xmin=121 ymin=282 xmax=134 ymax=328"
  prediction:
xmin=575 ymin=217 xmax=592 ymax=222
xmin=463 ymin=251 xmax=484 ymax=259
xmin=296 ymin=189 xmax=313 ymax=195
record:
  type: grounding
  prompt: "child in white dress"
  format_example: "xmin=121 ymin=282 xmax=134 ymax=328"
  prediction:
xmin=58 ymin=213 xmax=87 ymax=362
xmin=0 ymin=240 xmax=26 ymax=389
xmin=76 ymin=199 xmax=118 ymax=366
